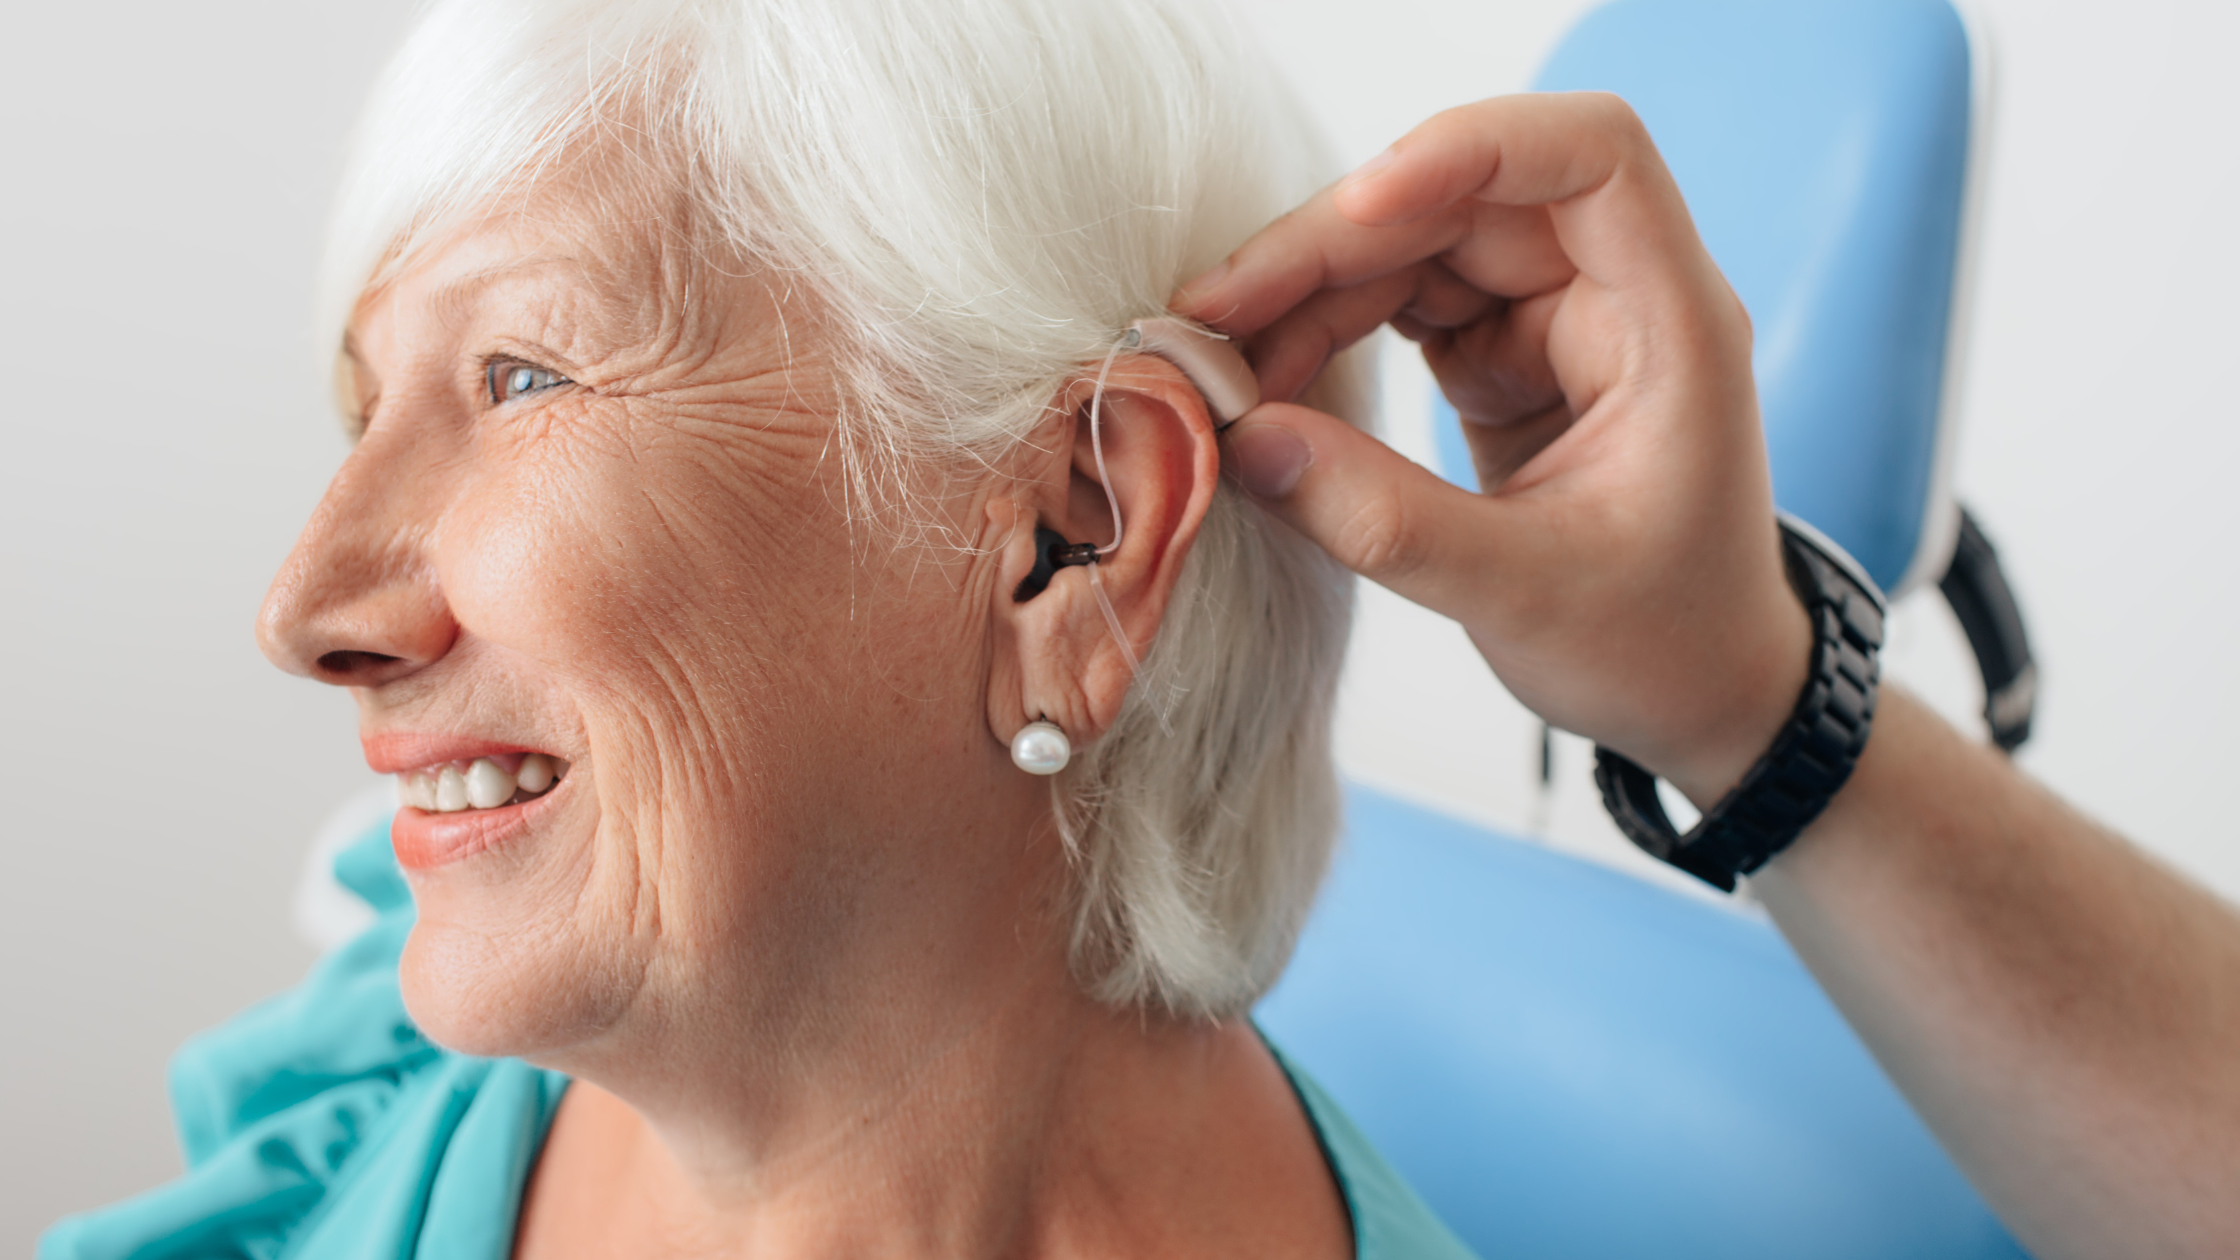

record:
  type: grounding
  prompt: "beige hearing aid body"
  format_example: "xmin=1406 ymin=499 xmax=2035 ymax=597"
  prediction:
xmin=1125 ymin=317 xmax=1259 ymax=427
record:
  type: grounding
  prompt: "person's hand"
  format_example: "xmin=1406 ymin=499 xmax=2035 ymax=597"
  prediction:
xmin=1173 ymin=92 xmax=1808 ymax=806
xmin=1177 ymin=99 xmax=2240 ymax=1260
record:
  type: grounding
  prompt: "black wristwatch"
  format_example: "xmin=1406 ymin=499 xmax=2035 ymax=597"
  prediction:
xmin=1593 ymin=513 xmax=1886 ymax=892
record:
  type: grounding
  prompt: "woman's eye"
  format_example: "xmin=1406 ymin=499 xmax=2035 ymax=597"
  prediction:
xmin=487 ymin=362 xmax=570 ymax=405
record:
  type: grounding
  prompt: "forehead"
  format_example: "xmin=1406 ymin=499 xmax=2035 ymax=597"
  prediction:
xmin=358 ymin=200 xmax=679 ymax=344
xmin=352 ymin=129 xmax=746 ymax=338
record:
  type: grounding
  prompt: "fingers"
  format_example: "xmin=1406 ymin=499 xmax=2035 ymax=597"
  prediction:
xmin=1331 ymin=93 xmax=1656 ymax=225
xmin=1173 ymin=198 xmax=1573 ymax=338
xmin=1244 ymin=261 xmax=1495 ymax=404
xmin=1368 ymin=95 xmax=1710 ymax=314
xmin=1420 ymin=287 xmax=1567 ymax=428
xmin=1174 ymin=93 xmax=1710 ymax=335
xmin=1221 ymin=402 xmax=1511 ymax=620
xmin=1172 ymin=195 xmax=1466 ymax=336
xmin=1246 ymin=262 xmax=1572 ymax=442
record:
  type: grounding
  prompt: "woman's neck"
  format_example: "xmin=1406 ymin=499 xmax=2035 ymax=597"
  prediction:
xmin=512 ymin=990 xmax=1351 ymax=1260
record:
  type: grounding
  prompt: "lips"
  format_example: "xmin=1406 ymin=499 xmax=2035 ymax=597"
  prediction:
xmin=389 ymin=787 xmax=565 ymax=870
xmin=365 ymin=733 xmax=575 ymax=870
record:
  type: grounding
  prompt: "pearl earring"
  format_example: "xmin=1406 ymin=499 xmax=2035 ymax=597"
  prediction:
xmin=1011 ymin=720 xmax=1072 ymax=776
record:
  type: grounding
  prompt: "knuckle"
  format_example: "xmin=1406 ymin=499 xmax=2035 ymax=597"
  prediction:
xmin=1429 ymin=100 xmax=1486 ymax=139
xmin=1578 ymin=91 xmax=1644 ymax=134
xmin=1335 ymin=495 xmax=1427 ymax=582
xmin=1574 ymin=92 xmax=1657 ymax=165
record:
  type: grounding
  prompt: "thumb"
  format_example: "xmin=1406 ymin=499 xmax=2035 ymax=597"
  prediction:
xmin=1223 ymin=402 xmax=1513 ymax=620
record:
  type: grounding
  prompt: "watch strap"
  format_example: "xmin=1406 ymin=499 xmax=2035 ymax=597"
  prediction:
xmin=1593 ymin=515 xmax=1886 ymax=892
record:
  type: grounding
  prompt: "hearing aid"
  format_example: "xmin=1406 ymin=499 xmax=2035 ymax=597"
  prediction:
xmin=1012 ymin=318 xmax=1258 ymax=604
xmin=1014 ymin=526 xmax=1101 ymax=602
xmin=1122 ymin=317 xmax=1259 ymax=428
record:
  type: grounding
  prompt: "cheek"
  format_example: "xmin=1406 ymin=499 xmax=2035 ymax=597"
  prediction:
xmin=433 ymin=418 xmax=949 ymax=877
xmin=410 ymin=414 xmax=1003 ymax=1054
xmin=444 ymin=420 xmax=845 ymax=706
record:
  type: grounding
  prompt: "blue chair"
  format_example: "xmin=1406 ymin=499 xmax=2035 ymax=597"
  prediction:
xmin=1259 ymin=789 xmax=2028 ymax=1258
xmin=1262 ymin=2 xmax=2034 ymax=1255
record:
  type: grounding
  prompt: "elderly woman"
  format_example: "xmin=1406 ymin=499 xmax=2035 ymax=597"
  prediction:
xmin=50 ymin=0 xmax=2240 ymax=1254
xmin=44 ymin=0 xmax=1413 ymax=1255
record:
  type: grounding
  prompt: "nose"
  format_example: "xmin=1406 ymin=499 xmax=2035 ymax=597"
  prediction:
xmin=257 ymin=435 xmax=458 ymax=688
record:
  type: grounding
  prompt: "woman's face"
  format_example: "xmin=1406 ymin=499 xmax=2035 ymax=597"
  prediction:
xmin=259 ymin=189 xmax=1069 ymax=1065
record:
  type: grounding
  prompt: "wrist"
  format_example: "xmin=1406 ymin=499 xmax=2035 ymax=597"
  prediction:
xmin=1752 ymin=683 xmax=1925 ymax=881
xmin=1594 ymin=514 xmax=1886 ymax=893
xmin=1660 ymin=591 xmax=1816 ymax=809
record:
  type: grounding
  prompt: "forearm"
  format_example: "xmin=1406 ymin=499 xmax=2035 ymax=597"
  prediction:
xmin=1755 ymin=687 xmax=2240 ymax=1259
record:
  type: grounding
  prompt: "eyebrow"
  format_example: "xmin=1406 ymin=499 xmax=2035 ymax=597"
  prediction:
xmin=438 ymin=254 xmax=584 ymax=326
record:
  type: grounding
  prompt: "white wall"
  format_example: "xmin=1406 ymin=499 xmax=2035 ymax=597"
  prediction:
xmin=0 ymin=3 xmax=416 ymax=1247
xmin=3 ymin=0 xmax=2233 ymax=1249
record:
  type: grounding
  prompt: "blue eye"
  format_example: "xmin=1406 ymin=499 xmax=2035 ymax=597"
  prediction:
xmin=487 ymin=361 xmax=570 ymax=404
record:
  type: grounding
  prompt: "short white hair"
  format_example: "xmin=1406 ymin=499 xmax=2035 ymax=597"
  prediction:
xmin=324 ymin=0 xmax=1369 ymax=1018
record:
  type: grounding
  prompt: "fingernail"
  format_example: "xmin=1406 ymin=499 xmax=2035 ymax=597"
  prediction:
xmin=1340 ymin=147 xmax=1396 ymax=188
xmin=1228 ymin=423 xmax=1313 ymax=499
xmin=1174 ymin=258 xmax=1231 ymax=305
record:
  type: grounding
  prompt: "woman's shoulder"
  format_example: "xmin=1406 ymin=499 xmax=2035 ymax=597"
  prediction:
xmin=1266 ymin=1036 xmax=1485 ymax=1260
xmin=40 ymin=825 xmax=568 ymax=1260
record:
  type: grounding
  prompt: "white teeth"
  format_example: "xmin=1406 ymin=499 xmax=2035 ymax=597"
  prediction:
xmin=465 ymin=758 xmax=515 ymax=809
xmin=397 ymin=754 xmax=565 ymax=813
xmin=516 ymin=753 xmax=555 ymax=795
xmin=435 ymin=765 xmax=469 ymax=813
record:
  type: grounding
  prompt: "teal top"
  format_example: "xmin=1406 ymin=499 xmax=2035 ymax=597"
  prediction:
xmin=43 ymin=828 xmax=1478 ymax=1260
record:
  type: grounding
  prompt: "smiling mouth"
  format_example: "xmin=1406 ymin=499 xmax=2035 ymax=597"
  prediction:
xmin=396 ymin=753 xmax=570 ymax=814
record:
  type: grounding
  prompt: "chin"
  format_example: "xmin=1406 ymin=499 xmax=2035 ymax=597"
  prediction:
xmin=395 ymin=893 xmax=640 ymax=1062
xmin=388 ymin=781 xmax=644 ymax=1057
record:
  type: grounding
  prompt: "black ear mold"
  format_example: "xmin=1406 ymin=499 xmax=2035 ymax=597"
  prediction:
xmin=1013 ymin=526 xmax=1101 ymax=602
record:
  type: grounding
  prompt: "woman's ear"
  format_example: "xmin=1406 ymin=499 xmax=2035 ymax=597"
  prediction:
xmin=985 ymin=354 xmax=1222 ymax=757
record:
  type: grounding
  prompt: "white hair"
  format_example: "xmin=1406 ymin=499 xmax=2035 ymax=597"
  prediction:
xmin=323 ymin=0 xmax=1369 ymax=1018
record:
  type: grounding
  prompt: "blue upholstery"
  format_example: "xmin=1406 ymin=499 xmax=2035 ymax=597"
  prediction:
xmin=1258 ymin=787 xmax=2028 ymax=1258
xmin=1432 ymin=0 xmax=1976 ymax=594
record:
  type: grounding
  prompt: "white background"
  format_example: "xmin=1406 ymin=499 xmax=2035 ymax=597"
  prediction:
xmin=3 ymin=0 xmax=2234 ymax=1247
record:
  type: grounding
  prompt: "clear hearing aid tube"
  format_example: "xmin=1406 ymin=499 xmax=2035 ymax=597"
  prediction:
xmin=1075 ymin=317 xmax=1258 ymax=734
